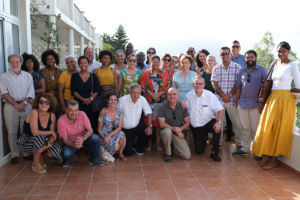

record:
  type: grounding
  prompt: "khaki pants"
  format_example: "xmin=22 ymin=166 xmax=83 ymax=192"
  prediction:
xmin=160 ymin=128 xmax=191 ymax=160
xmin=223 ymin=106 xmax=243 ymax=146
xmin=238 ymin=107 xmax=260 ymax=153
xmin=3 ymin=103 xmax=32 ymax=158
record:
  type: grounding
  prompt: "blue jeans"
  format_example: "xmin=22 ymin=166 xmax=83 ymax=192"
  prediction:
xmin=62 ymin=134 xmax=101 ymax=164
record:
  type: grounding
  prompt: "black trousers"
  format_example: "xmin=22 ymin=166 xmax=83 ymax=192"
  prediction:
xmin=122 ymin=121 xmax=147 ymax=156
xmin=225 ymin=110 xmax=234 ymax=139
xmin=191 ymin=119 xmax=221 ymax=154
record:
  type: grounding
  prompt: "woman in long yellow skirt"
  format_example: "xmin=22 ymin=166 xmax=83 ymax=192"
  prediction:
xmin=252 ymin=41 xmax=300 ymax=170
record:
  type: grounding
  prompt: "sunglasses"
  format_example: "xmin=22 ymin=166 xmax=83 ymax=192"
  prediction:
xmin=221 ymin=53 xmax=230 ymax=56
xmin=147 ymin=52 xmax=155 ymax=55
xmin=187 ymin=50 xmax=194 ymax=53
xmin=128 ymin=59 xmax=136 ymax=62
xmin=247 ymin=73 xmax=251 ymax=83
xmin=39 ymin=100 xmax=49 ymax=105
xmin=172 ymin=111 xmax=176 ymax=120
xmin=232 ymin=45 xmax=240 ymax=48
xmin=163 ymin=59 xmax=171 ymax=62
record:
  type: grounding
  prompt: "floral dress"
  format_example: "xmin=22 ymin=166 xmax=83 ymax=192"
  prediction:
xmin=120 ymin=68 xmax=142 ymax=96
xmin=98 ymin=108 xmax=126 ymax=155
xmin=40 ymin=67 xmax=62 ymax=97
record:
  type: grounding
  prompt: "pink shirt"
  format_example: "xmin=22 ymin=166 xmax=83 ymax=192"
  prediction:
xmin=57 ymin=111 xmax=91 ymax=142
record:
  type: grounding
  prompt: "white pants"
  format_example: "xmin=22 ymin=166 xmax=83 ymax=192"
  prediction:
xmin=238 ymin=106 xmax=260 ymax=153
xmin=223 ymin=106 xmax=243 ymax=146
xmin=3 ymin=103 xmax=32 ymax=158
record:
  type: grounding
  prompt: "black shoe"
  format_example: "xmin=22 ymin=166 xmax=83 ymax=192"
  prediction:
xmin=210 ymin=153 xmax=221 ymax=162
xmin=10 ymin=157 xmax=19 ymax=164
xmin=164 ymin=155 xmax=171 ymax=163
xmin=23 ymin=155 xmax=33 ymax=160
xmin=225 ymin=137 xmax=231 ymax=142
xmin=232 ymin=149 xmax=250 ymax=156
xmin=254 ymin=156 xmax=262 ymax=161
xmin=132 ymin=148 xmax=144 ymax=156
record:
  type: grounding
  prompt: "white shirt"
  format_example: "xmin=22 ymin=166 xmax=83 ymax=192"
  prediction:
xmin=184 ymin=89 xmax=223 ymax=127
xmin=272 ymin=61 xmax=300 ymax=90
xmin=0 ymin=70 xmax=35 ymax=101
xmin=118 ymin=94 xmax=152 ymax=129
xmin=87 ymin=60 xmax=101 ymax=72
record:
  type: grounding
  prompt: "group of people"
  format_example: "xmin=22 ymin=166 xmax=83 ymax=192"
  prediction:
xmin=0 ymin=40 xmax=299 ymax=174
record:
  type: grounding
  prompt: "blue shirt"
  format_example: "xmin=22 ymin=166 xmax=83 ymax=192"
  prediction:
xmin=172 ymin=70 xmax=197 ymax=102
xmin=236 ymin=64 xmax=268 ymax=109
xmin=136 ymin=64 xmax=151 ymax=72
xmin=231 ymin=54 xmax=246 ymax=68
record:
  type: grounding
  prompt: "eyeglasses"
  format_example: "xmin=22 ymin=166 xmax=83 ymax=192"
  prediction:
xmin=128 ymin=59 xmax=136 ymax=62
xmin=187 ymin=50 xmax=194 ymax=53
xmin=247 ymin=73 xmax=251 ymax=83
xmin=147 ymin=52 xmax=155 ymax=55
xmin=163 ymin=59 xmax=171 ymax=62
xmin=39 ymin=100 xmax=49 ymax=105
xmin=172 ymin=110 xmax=176 ymax=120
xmin=221 ymin=53 xmax=230 ymax=56
xmin=195 ymin=82 xmax=204 ymax=85
xmin=232 ymin=45 xmax=240 ymax=48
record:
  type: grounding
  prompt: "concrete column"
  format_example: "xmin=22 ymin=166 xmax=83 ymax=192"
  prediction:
xmin=68 ymin=28 xmax=74 ymax=56
xmin=80 ymin=36 xmax=85 ymax=55
xmin=49 ymin=15 xmax=56 ymax=38
xmin=19 ymin=0 xmax=32 ymax=53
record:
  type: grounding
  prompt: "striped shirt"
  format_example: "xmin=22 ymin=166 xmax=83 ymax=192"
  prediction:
xmin=211 ymin=61 xmax=241 ymax=106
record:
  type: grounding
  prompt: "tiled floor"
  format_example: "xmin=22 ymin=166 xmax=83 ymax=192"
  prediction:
xmin=0 ymin=140 xmax=300 ymax=200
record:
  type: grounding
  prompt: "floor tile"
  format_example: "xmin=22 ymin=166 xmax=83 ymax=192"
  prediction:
xmin=146 ymin=180 xmax=173 ymax=191
xmin=60 ymin=183 xmax=90 ymax=194
xmin=148 ymin=190 xmax=179 ymax=200
xmin=206 ymin=187 xmax=239 ymax=200
xmin=87 ymin=192 xmax=117 ymax=200
xmin=118 ymin=181 xmax=146 ymax=192
xmin=64 ymin=174 xmax=92 ymax=185
xmin=0 ymin=185 xmax=33 ymax=198
xmin=37 ymin=175 xmax=65 ymax=185
xmin=232 ymin=185 xmax=268 ymax=200
xmin=89 ymin=182 xmax=117 ymax=194
xmin=118 ymin=191 xmax=148 ymax=200
xmin=176 ymin=188 xmax=209 ymax=200
xmin=30 ymin=184 xmax=61 ymax=197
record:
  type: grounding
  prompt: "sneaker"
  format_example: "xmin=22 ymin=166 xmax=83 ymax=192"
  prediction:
xmin=10 ymin=157 xmax=19 ymax=164
xmin=89 ymin=160 xmax=104 ymax=167
xmin=132 ymin=148 xmax=144 ymax=156
xmin=164 ymin=155 xmax=171 ymax=163
xmin=232 ymin=149 xmax=250 ymax=156
xmin=254 ymin=156 xmax=262 ymax=161
xmin=210 ymin=153 xmax=221 ymax=162
xmin=156 ymin=147 xmax=163 ymax=152
xmin=145 ymin=146 xmax=151 ymax=151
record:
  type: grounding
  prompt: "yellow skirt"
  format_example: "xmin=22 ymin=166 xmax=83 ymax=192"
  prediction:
xmin=252 ymin=90 xmax=296 ymax=158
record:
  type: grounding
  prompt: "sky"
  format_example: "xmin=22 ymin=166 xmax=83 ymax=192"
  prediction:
xmin=74 ymin=0 xmax=300 ymax=59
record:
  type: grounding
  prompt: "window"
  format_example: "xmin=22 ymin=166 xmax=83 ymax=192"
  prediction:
xmin=12 ymin=24 xmax=19 ymax=54
xmin=9 ymin=0 xmax=18 ymax=17
xmin=0 ymin=19 xmax=5 ymax=74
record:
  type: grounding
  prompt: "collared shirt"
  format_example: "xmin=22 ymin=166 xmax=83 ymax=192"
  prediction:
xmin=158 ymin=101 xmax=189 ymax=127
xmin=236 ymin=64 xmax=268 ymax=109
xmin=172 ymin=70 xmax=197 ymax=102
xmin=211 ymin=61 xmax=241 ymax=106
xmin=185 ymin=89 xmax=223 ymax=127
xmin=87 ymin=60 xmax=101 ymax=72
xmin=118 ymin=94 xmax=152 ymax=129
xmin=57 ymin=111 xmax=91 ymax=143
xmin=136 ymin=64 xmax=151 ymax=72
xmin=231 ymin=54 xmax=246 ymax=68
xmin=0 ymin=70 xmax=35 ymax=101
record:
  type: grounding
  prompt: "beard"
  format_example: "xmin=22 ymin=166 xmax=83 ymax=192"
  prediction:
xmin=11 ymin=66 xmax=21 ymax=73
xmin=246 ymin=61 xmax=256 ymax=67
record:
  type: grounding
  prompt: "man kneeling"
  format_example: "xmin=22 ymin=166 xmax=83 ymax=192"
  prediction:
xmin=57 ymin=100 xmax=103 ymax=167
xmin=158 ymin=88 xmax=191 ymax=162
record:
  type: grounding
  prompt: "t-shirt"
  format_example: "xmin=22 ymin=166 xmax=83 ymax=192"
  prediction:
xmin=58 ymin=71 xmax=73 ymax=101
xmin=272 ymin=61 xmax=300 ymax=90
xmin=158 ymin=101 xmax=189 ymax=127
xmin=57 ymin=111 xmax=91 ymax=142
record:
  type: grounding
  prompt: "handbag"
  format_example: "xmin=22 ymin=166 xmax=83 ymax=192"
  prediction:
xmin=258 ymin=61 xmax=277 ymax=105
xmin=90 ymin=73 xmax=103 ymax=113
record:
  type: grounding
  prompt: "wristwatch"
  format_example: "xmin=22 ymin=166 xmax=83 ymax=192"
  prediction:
xmin=90 ymin=97 xmax=94 ymax=101
xmin=23 ymin=100 xmax=28 ymax=105
xmin=148 ymin=124 xmax=152 ymax=128
xmin=217 ymin=120 xmax=222 ymax=124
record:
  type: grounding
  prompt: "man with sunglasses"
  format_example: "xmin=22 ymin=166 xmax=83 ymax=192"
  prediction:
xmin=158 ymin=88 xmax=191 ymax=162
xmin=184 ymin=76 xmax=224 ymax=162
xmin=186 ymin=47 xmax=197 ymax=71
xmin=0 ymin=54 xmax=35 ymax=164
xmin=233 ymin=50 xmax=267 ymax=156
xmin=231 ymin=40 xmax=246 ymax=68
xmin=211 ymin=47 xmax=243 ymax=149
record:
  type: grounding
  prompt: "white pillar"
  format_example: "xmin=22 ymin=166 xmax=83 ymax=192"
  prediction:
xmin=88 ymin=41 xmax=92 ymax=47
xmin=49 ymin=15 xmax=56 ymax=46
xmin=80 ymin=36 xmax=85 ymax=55
xmin=69 ymin=28 xmax=74 ymax=56
xmin=19 ymin=0 xmax=32 ymax=53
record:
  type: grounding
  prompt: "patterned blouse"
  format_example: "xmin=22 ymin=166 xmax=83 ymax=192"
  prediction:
xmin=31 ymin=71 xmax=45 ymax=90
xmin=40 ymin=67 xmax=62 ymax=97
xmin=120 ymin=68 xmax=142 ymax=96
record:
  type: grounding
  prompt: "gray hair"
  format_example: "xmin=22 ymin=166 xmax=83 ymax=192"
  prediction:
xmin=115 ymin=49 xmax=125 ymax=55
xmin=193 ymin=76 xmax=205 ymax=83
xmin=129 ymin=83 xmax=141 ymax=92
xmin=8 ymin=54 xmax=23 ymax=63
xmin=65 ymin=55 xmax=75 ymax=63
xmin=66 ymin=100 xmax=79 ymax=107
xmin=206 ymin=55 xmax=216 ymax=62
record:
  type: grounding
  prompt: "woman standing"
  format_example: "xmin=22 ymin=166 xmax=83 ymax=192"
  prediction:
xmin=172 ymin=55 xmax=197 ymax=102
xmin=98 ymin=93 xmax=126 ymax=160
xmin=146 ymin=47 xmax=156 ymax=65
xmin=21 ymin=53 xmax=46 ymax=95
xmin=17 ymin=93 xmax=62 ymax=174
xmin=252 ymin=41 xmax=300 ymax=170
xmin=112 ymin=50 xmax=126 ymax=93
xmin=203 ymin=55 xmax=217 ymax=93
xmin=120 ymin=54 xmax=142 ymax=96
xmin=140 ymin=55 xmax=169 ymax=151
xmin=58 ymin=56 xmax=77 ymax=114
xmin=71 ymin=56 xmax=100 ymax=131
xmin=161 ymin=53 xmax=175 ymax=86
xmin=94 ymin=50 xmax=118 ymax=97
xmin=195 ymin=49 xmax=210 ymax=70
xmin=40 ymin=49 xmax=62 ymax=98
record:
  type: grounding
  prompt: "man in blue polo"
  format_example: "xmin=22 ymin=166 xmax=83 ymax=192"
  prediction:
xmin=233 ymin=50 xmax=268 ymax=155
xmin=231 ymin=40 xmax=246 ymax=68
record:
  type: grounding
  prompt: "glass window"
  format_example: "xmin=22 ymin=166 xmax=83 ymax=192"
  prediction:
xmin=10 ymin=0 xmax=18 ymax=17
xmin=12 ymin=24 xmax=19 ymax=54
xmin=0 ymin=19 xmax=5 ymax=74
xmin=0 ymin=0 xmax=3 ymax=11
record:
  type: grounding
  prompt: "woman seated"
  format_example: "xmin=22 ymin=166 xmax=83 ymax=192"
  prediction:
xmin=97 ymin=93 xmax=126 ymax=161
xmin=17 ymin=93 xmax=62 ymax=174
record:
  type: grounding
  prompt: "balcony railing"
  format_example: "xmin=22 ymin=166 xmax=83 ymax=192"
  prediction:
xmin=294 ymin=93 xmax=300 ymax=130
xmin=57 ymin=0 xmax=71 ymax=19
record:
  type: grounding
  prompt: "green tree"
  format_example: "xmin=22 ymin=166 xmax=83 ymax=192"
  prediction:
xmin=103 ymin=43 xmax=115 ymax=52
xmin=253 ymin=31 xmax=275 ymax=68
xmin=289 ymin=50 xmax=300 ymax=63
xmin=112 ymin=24 xmax=129 ymax=50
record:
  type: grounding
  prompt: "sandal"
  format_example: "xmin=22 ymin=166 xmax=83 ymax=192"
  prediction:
xmin=119 ymin=155 xmax=127 ymax=161
xmin=32 ymin=163 xmax=47 ymax=174
xmin=262 ymin=159 xmax=279 ymax=170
